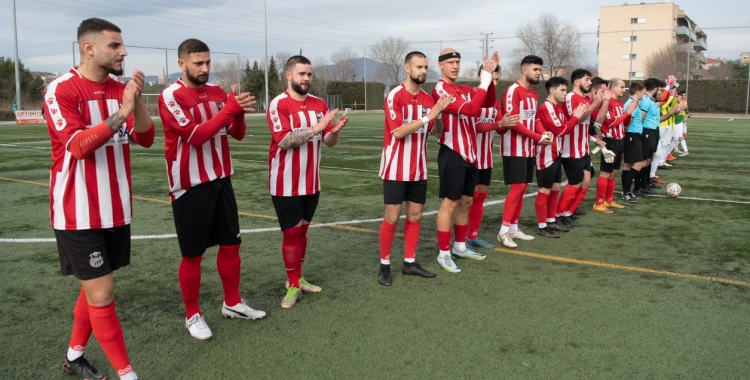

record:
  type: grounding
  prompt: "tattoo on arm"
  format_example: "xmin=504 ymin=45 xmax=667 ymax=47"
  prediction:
xmin=279 ymin=128 xmax=316 ymax=149
xmin=106 ymin=112 xmax=127 ymax=133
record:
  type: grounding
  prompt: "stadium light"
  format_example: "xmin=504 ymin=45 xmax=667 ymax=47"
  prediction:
xmin=744 ymin=55 xmax=749 ymax=116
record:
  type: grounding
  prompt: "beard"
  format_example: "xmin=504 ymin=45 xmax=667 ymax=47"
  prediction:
xmin=291 ymin=79 xmax=310 ymax=95
xmin=410 ymin=73 xmax=426 ymax=85
xmin=104 ymin=62 xmax=124 ymax=76
xmin=185 ymin=70 xmax=209 ymax=86
xmin=580 ymin=84 xmax=591 ymax=94
xmin=527 ymin=74 xmax=540 ymax=85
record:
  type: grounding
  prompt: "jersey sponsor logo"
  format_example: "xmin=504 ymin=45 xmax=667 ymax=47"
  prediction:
xmin=477 ymin=118 xmax=494 ymax=123
xmin=89 ymin=251 xmax=104 ymax=268
xmin=93 ymin=90 xmax=105 ymax=95
xmin=522 ymin=110 xmax=536 ymax=120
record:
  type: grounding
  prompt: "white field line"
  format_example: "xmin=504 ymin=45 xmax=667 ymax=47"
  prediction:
xmin=649 ymin=194 xmax=750 ymax=204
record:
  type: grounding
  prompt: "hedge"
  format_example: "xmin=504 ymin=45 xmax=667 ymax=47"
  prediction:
xmin=326 ymin=81 xmax=386 ymax=110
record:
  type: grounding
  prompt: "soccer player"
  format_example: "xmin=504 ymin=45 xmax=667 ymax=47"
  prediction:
xmin=267 ymin=55 xmax=349 ymax=307
xmin=432 ymin=48 xmax=499 ymax=273
xmin=497 ymin=55 xmax=554 ymax=248
xmin=591 ymin=78 xmax=639 ymax=213
xmin=45 ymin=18 xmax=154 ymax=380
xmin=535 ymin=77 xmax=586 ymax=238
xmin=651 ymin=86 xmax=678 ymax=181
xmin=620 ymin=82 xmax=645 ymax=202
xmin=557 ymin=69 xmax=604 ymax=228
xmin=159 ymin=38 xmax=265 ymax=341
xmin=672 ymin=91 xmax=690 ymax=156
xmin=378 ymin=51 xmax=453 ymax=286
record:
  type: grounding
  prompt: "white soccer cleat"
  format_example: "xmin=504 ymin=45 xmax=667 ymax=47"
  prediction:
xmin=497 ymin=231 xmax=518 ymax=248
xmin=510 ymin=230 xmax=536 ymax=241
xmin=185 ymin=313 xmax=213 ymax=340
xmin=222 ymin=298 xmax=267 ymax=320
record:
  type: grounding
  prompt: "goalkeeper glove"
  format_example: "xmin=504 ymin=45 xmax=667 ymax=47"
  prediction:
xmin=601 ymin=146 xmax=616 ymax=163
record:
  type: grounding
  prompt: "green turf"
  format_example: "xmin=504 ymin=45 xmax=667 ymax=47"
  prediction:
xmin=1 ymin=115 xmax=749 ymax=379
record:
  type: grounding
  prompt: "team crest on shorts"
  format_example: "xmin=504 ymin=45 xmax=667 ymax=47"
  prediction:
xmin=89 ymin=251 xmax=104 ymax=268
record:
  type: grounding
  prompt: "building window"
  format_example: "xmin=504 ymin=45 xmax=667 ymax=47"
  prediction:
xmin=621 ymin=36 xmax=638 ymax=42
xmin=630 ymin=17 xmax=646 ymax=24
xmin=629 ymin=72 xmax=644 ymax=78
xmin=621 ymin=54 xmax=637 ymax=60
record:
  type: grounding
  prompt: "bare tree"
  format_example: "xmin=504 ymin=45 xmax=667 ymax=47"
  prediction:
xmin=210 ymin=59 xmax=243 ymax=92
xmin=275 ymin=51 xmax=293 ymax=88
xmin=330 ymin=47 xmax=358 ymax=81
xmin=644 ymin=43 xmax=689 ymax=80
xmin=369 ymin=37 xmax=409 ymax=86
xmin=311 ymin=57 xmax=330 ymax=96
xmin=501 ymin=62 xmax=522 ymax=80
xmin=513 ymin=13 xmax=585 ymax=77
xmin=704 ymin=60 xmax=735 ymax=80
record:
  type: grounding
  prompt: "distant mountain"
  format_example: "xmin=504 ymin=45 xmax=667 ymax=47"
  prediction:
xmin=316 ymin=58 xmax=441 ymax=85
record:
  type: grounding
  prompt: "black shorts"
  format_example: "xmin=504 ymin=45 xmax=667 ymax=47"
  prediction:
xmin=536 ymin=157 xmax=563 ymax=189
xmin=172 ymin=177 xmax=242 ymax=258
xmin=272 ymin=192 xmax=321 ymax=231
xmin=642 ymin=129 xmax=658 ymax=159
xmin=477 ymin=168 xmax=493 ymax=186
xmin=438 ymin=144 xmax=477 ymax=200
xmin=561 ymin=155 xmax=594 ymax=186
xmin=383 ymin=180 xmax=427 ymax=204
xmin=55 ymin=225 xmax=131 ymax=280
xmin=624 ymin=133 xmax=643 ymax=164
xmin=600 ymin=138 xmax=624 ymax=173
xmin=502 ymin=156 xmax=534 ymax=185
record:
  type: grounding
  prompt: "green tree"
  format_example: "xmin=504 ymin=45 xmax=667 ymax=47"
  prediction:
xmin=0 ymin=57 xmax=45 ymax=108
xmin=242 ymin=60 xmax=265 ymax=101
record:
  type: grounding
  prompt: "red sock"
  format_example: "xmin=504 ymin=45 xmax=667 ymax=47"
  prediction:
xmin=557 ymin=186 xmax=578 ymax=215
xmin=88 ymin=302 xmax=132 ymax=377
xmin=535 ymin=192 xmax=549 ymax=224
xmin=569 ymin=186 xmax=590 ymax=213
xmin=403 ymin=219 xmax=420 ymax=261
xmin=379 ymin=219 xmax=397 ymax=262
xmin=437 ymin=230 xmax=451 ymax=251
xmin=502 ymin=184 xmax=525 ymax=226
xmin=178 ymin=255 xmax=203 ymax=318
xmin=606 ymin=178 xmax=616 ymax=203
xmin=511 ymin=184 xmax=527 ymax=224
xmin=69 ymin=289 xmax=92 ymax=352
xmin=299 ymin=223 xmax=310 ymax=270
xmin=217 ymin=244 xmax=242 ymax=306
xmin=468 ymin=191 xmax=487 ymax=239
xmin=547 ymin=190 xmax=560 ymax=219
xmin=282 ymin=226 xmax=302 ymax=288
xmin=453 ymin=223 xmax=468 ymax=243
xmin=595 ymin=177 xmax=608 ymax=205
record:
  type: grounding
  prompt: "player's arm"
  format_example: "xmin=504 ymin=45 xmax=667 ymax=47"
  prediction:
xmin=504 ymin=89 xmax=546 ymax=142
xmin=130 ymin=95 xmax=155 ymax=148
xmin=435 ymin=70 xmax=493 ymax=117
xmin=159 ymin=91 xmax=245 ymax=147
xmin=430 ymin=117 xmax=444 ymax=137
xmin=390 ymin=96 xmax=450 ymax=140
xmin=227 ymin=113 xmax=248 ymax=141
xmin=659 ymin=105 xmax=680 ymax=122
xmin=323 ymin=112 xmax=348 ymax=147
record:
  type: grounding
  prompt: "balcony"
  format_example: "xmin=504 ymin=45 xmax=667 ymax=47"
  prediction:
xmin=674 ymin=26 xmax=696 ymax=41
xmin=677 ymin=44 xmax=693 ymax=54
xmin=694 ymin=38 xmax=708 ymax=51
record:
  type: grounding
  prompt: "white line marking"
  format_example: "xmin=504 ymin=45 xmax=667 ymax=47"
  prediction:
xmin=649 ymin=195 xmax=750 ymax=204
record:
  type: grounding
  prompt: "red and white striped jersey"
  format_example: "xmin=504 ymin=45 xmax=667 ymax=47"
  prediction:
xmin=475 ymin=101 xmax=500 ymax=170
xmin=499 ymin=82 xmax=538 ymax=157
xmin=380 ymin=84 xmax=436 ymax=181
xmin=535 ymin=100 xmax=576 ymax=170
xmin=267 ymin=91 xmax=332 ymax=196
xmin=159 ymin=80 xmax=240 ymax=201
xmin=562 ymin=92 xmax=592 ymax=158
xmin=600 ymin=98 xmax=629 ymax=140
xmin=45 ymin=68 xmax=138 ymax=230
xmin=432 ymin=79 xmax=483 ymax=163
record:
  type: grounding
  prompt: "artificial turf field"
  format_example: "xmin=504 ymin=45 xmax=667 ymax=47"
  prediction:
xmin=1 ymin=114 xmax=749 ymax=379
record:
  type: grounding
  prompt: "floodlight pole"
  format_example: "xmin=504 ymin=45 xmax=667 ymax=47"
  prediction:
xmin=72 ymin=41 xmax=76 ymax=66
xmin=12 ymin=0 xmax=22 ymax=110
xmin=745 ymin=56 xmax=749 ymax=116
xmin=264 ymin=0 xmax=269 ymax=111
xmin=165 ymin=49 xmax=169 ymax=86
xmin=628 ymin=30 xmax=634 ymax=85
xmin=363 ymin=45 xmax=367 ymax=111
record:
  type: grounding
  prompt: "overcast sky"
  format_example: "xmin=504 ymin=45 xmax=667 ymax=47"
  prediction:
xmin=2 ymin=0 xmax=748 ymax=77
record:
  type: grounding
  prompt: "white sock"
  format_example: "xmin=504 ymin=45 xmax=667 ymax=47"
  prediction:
xmin=650 ymin=159 xmax=659 ymax=177
xmin=453 ymin=241 xmax=467 ymax=252
xmin=438 ymin=249 xmax=450 ymax=258
xmin=680 ymin=140 xmax=688 ymax=152
xmin=380 ymin=259 xmax=390 ymax=265
xmin=547 ymin=218 xmax=557 ymax=223
xmin=509 ymin=224 xmax=519 ymax=233
xmin=563 ymin=211 xmax=572 ymax=217
xmin=538 ymin=223 xmax=547 ymax=229
xmin=66 ymin=347 xmax=84 ymax=361
xmin=499 ymin=225 xmax=510 ymax=235
xmin=404 ymin=258 xmax=415 ymax=263
xmin=120 ymin=371 xmax=138 ymax=380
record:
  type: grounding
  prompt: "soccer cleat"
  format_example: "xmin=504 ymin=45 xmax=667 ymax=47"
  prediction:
xmin=665 ymin=160 xmax=675 ymax=165
xmin=573 ymin=209 xmax=586 ymax=216
xmin=564 ymin=216 xmax=582 ymax=227
xmin=467 ymin=237 xmax=495 ymax=249
xmin=623 ymin=192 xmax=639 ymax=203
xmin=402 ymin=262 xmax=436 ymax=278
xmin=537 ymin=227 xmax=559 ymax=238
xmin=673 ymin=148 xmax=683 ymax=154
xmin=286 ymin=277 xmax=323 ymax=293
xmin=378 ymin=264 xmax=392 ymax=286
xmin=222 ymin=298 xmax=266 ymax=320
xmin=650 ymin=183 xmax=662 ymax=189
xmin=510 ymin=230 xmax=535 ymax=241
xmin=633 ymin=189 xmax=650 ymax=198
xmin=657 ymin=165 xmax=672 ymax=170
xmin=548 ymin=221 xmax=570 ymax=232
xmin=185 ymin=313 xmax=213 ymax=340
xmin=651 ymin=177 xmax=665 ymax=185
xmin=679 ymin=151 xmax=689 ymax=156
xmin=607 ymin=201 xmax=625 ymax=209
xmin=63 ymin=355 xmax=107 ymax=380
xmin=643 ymin=187 xmax=658 ymax=195
xmin=667 ymin=153 xmax=676 ymax=161
xmin=593 ymin=204 xmax=614 ymax=214
xmin=280 ymin=287 xmax=301 ymax=309
xmin=436 ymin=255 xmax=461 ymax=273
xmin=497 ymin=232 xmax=518 ymax=248
xmin=451 ymin=245 xmax=486 ymax=260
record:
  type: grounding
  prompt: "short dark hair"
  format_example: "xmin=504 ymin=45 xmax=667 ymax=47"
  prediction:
xmin=629 ymin=82 xmax=645 ymax=95
xmin=286 ymin=55 xmax=312 ymax=72
xmin=404 ymin=51 xmax=426 ymax=64
xmin=520 ymin=55 xmax=543 ymax=67
xmin=644 ymin=78 xmax=661 ymax=91
xmin=570 ymin=69 xmax=592 ymax=84
xmin=545 ymin=76 xmax=568 ymax=93
xmin=77 ymin=18 xmax=121 ymax=40
xmin=591 ymin=76 xmax=608 ymax=91
xmin=678 ymin=90 xmax=686 ymax=96
xmin=609 ymin=78 xmax=623 ymax=88
xmin=178 ymin=39 xmax=210 ymax=59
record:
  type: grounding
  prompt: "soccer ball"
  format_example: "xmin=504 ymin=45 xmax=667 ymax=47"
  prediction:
xmin=666 ymin=183 xmax=682 ymax=198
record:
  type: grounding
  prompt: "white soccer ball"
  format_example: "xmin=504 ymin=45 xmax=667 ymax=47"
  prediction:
xmin=666 ymin=183 xmax=682 ymax=198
